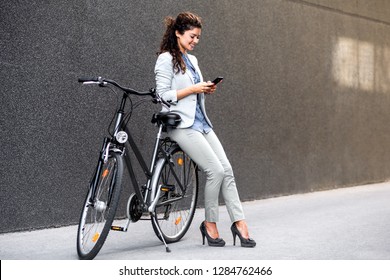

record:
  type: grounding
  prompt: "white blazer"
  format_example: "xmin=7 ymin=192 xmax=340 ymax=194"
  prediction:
xmin=154 ymin=52 xmax=213 ymax=129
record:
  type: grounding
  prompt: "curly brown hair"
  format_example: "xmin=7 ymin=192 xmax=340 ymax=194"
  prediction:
xmin=158 ymin=12 xmax=202 ymax=74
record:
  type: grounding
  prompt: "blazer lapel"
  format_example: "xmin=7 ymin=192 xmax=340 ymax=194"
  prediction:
xmin=187 ymin=55 xmax=203 ymax=82
xmin=185 ymin=70 xmax=194 ymax=84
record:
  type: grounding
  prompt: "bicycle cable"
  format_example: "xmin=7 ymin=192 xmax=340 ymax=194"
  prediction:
xmin=103 ymin=84 xmax=154 ymax=138
xmin=121 ymin=96 xmax=150 ymax=128
xmin=120 ymin=94 xmax=134 ymax=129
xmin=106 ymin=85 xmax=121 ymax=138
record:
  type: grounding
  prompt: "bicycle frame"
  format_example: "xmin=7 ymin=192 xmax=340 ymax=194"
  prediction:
xmin=123 ymin=119 xmax=187 ymax=213
xmin=78 ymin=77 xmax=197 ymax=255
xmin=90 ymin=91 xmax=185 ymax=217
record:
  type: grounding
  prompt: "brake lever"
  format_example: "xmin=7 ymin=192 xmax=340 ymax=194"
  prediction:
xmin=98 ymin=77 xmax=107 ymax=87
xmin=152 ymin=90 xmax=171 ymax=108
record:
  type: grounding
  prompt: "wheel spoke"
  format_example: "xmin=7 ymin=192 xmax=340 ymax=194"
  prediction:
xmin=77 ymin=152 xmax=123 ymax=259
xmin=152 ymin=147 xmax=198 ymax=243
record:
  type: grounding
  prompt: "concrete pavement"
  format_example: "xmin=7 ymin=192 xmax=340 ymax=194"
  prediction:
xmin=1 ymin=182 xmax=390 ymax=260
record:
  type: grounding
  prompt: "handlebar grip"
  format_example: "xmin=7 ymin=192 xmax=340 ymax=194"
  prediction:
xmin=78 ymin=77 xmax=99 ymax=83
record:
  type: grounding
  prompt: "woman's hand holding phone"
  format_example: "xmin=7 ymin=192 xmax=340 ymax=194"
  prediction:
xmin=193 ymin=77 xmax=223 ymax=94
xmin=204 ymin=77 xmax=223 ymax=94
xmin=193 ymin=81 xmax=214 ymax=94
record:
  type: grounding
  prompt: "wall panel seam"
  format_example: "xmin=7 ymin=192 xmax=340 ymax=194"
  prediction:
xmin=286 ymin=0 xmax=390 ymax=26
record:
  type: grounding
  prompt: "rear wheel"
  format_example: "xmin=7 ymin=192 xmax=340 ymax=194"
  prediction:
xmin=151 ymin=146 xmax=198 ymax=243
xmin=77 ymin=151 xmax=123 ymax=260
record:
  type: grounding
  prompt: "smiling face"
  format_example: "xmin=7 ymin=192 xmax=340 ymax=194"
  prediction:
xmin=176 ymin=27 xmax=201 ymax=53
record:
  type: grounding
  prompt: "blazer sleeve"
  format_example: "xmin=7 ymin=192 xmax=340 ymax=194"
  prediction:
xmin=154 ymin=53 xmax=178 ymax=104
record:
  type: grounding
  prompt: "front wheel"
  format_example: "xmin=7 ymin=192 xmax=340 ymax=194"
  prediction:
xmin=151 ymin=146 xmax=198 ymax=243
xmin=77 ymin=151 xmax=123 ymax=260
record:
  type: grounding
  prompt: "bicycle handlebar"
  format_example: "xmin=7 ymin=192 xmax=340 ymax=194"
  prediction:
xmin=78 ymin=76 xmax=171 ymax=107
xmin=78 ymin=77 xmax=153 ymax=96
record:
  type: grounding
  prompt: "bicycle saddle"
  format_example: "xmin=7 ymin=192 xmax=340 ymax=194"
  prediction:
xmin=151 ymin=112 xmax=182 ymax=130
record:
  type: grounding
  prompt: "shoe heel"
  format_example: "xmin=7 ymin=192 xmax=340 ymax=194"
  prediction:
xmin=231 ymin=223 xmax=256 ymax=248
xmin=200 ymin=221 xmax=225 ymax=247
xmin=200 ymin=223 xmax=206 ymax=245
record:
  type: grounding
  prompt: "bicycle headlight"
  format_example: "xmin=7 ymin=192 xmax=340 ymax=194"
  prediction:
xmin=116 ymin=131 xmax=128 ymax=143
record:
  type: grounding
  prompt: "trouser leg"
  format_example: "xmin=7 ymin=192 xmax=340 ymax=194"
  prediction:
xmin=169 ymin=128 xmax=245 ymax=223
xmin=169 ymin=128 xmax=224 ymax=222
xmin=204 ymin=131 xmax=245 ymax=223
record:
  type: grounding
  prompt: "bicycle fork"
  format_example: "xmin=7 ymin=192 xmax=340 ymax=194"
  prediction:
xmin=88 ymin=137 xmax=110 ymax=205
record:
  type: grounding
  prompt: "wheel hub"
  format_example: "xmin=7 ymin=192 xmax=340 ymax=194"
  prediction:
xmin=94 ymin=200 xmax=106 ymax=212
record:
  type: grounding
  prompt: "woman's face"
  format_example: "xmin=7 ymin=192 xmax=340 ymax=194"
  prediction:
xmin=176 ymin=27 xmax=201 ymax=53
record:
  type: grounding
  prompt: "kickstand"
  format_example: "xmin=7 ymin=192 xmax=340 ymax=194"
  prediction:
xmin=151 ymin=213 xmax=171 ymax=253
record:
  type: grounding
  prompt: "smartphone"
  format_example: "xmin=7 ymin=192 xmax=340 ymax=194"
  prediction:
xmin=211 ymin=77 xmax=224 ymax=85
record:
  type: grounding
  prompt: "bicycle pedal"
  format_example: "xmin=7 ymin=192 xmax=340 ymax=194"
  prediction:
xmin=161 ymin=184 xmax=175 ymax=192
xmin=111 ymin=226 xmax=125 ymax=231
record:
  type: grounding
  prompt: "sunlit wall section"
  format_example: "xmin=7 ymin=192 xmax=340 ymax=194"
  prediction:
xmin=376 ymin=45 xmax=390 ymax=94
xmin=333 ymin=37 xmax=390 ymax=94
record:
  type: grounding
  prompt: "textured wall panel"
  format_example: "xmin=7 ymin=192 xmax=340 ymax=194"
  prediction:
xmin=1 ymin=0 xmax=390 ymax=232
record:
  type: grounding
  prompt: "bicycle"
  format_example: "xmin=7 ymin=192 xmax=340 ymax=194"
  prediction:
xmin=76 ymin=77 xmax=199 ymax=260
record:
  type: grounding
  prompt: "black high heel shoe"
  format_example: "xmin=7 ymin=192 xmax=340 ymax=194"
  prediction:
xmin=200 ymin=221 xmax=225 ymax=247
xmin=231 ymin=223 xmax=256 ymax=248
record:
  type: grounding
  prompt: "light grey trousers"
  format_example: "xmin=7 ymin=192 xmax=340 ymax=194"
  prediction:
xmin=168 ymin=128 xmax=245 ymax=223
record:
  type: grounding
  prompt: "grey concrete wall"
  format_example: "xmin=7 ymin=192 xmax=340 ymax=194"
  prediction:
xmin=1 ymin=0 xmax=390 ymax=233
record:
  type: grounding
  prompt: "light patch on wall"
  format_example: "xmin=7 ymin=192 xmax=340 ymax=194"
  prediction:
xmin=333 ymin=37 xmax=359 ymax=89
xmin=377 ymin=46 xmax=390 ymax=94
xmin=332 ymin=37 xmax=374 ymax=91
xmin=358 ymin=41 xmax=374 ymax=91
xmin=332 ymin=37 xmax=390 ymax=94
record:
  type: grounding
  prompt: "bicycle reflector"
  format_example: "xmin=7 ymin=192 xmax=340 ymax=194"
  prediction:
xmin=102 ymin=169 xmax=109 ymax=178
xmin=92 ymin=233 xmax=100 ymax=243
xmin=177 ymin=157 xmax=184 ymax=166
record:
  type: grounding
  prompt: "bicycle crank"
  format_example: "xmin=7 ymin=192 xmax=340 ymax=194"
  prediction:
xmin=127 ymin=193 xmax=143 ymax=222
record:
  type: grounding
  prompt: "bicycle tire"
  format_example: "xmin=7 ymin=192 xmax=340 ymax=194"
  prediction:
xmin=77 ymin=151 xmax=123 ymax=260
xmin=151 ymin=146 xmax=198 ymax=243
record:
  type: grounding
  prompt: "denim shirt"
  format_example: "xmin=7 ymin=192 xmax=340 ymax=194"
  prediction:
xmin=182 ymin=53 xmax=212 ymax=134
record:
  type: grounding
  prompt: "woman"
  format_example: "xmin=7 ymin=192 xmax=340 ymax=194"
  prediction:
xmin=154 ymin=12 xmax=256 ymax=248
